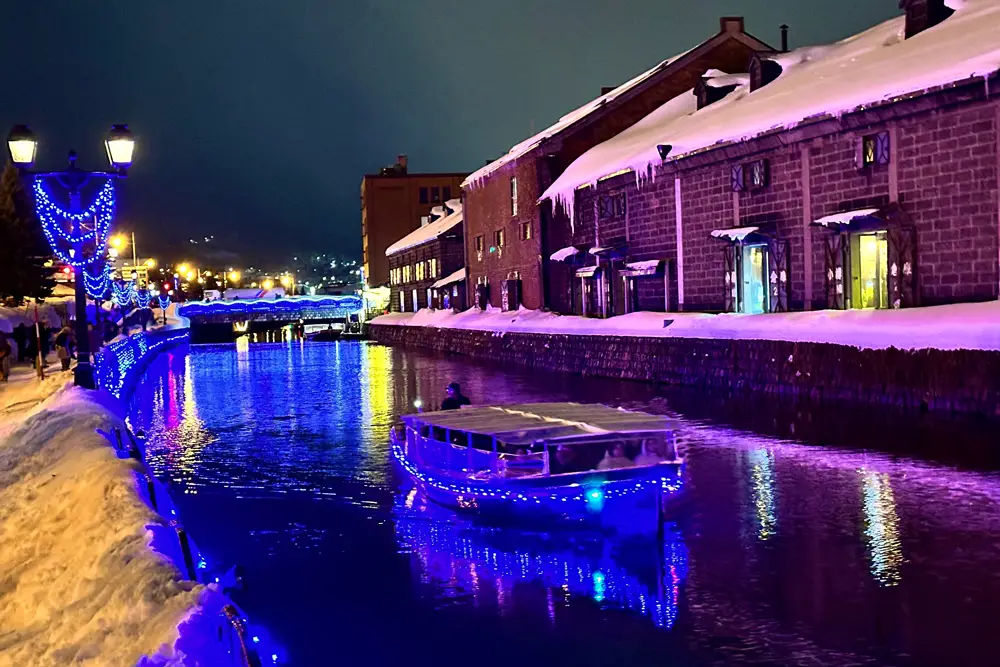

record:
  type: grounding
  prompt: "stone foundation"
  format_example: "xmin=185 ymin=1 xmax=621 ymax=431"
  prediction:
xmin=370 ymin=324 xmax=1000 ymax=415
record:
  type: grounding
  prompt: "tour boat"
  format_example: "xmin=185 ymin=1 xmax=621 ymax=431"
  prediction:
xmin=390 ymin=402 xmax=684 ymax=529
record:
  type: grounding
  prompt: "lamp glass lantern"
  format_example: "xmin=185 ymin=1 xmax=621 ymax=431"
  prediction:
xmin=7 ymin=125 xmax=38 ymax=167
xmin=105 ymin=124 xmax=135 ymax=170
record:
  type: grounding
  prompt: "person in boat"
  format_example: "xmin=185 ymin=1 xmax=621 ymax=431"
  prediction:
xmin=634 ymin=438 xmax=667 ymax=466
xmin=441 ymin=382 xmax=471 ymax=410
xmin=597 ymin=442 xmax=635 ymax=470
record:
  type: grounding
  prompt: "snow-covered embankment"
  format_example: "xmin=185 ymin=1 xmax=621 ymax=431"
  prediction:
xmin=0 ymin=326 xmax=268 ymax=666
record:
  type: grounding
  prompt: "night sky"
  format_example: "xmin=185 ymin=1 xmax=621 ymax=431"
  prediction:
xmin=3 ymin=1 xmax=898 ymax=268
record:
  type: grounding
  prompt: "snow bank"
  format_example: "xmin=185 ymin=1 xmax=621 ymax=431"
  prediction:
xmin=543 ymin=0 xmax=1000 ymax=207
xmin=371 ymin=300 xmax=1000 ymax=352
xmin=0 ymin=386 xmax=213 ymax=665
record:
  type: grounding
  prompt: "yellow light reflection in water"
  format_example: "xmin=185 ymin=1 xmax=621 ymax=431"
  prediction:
xmin=169 ymin=354 xmax=218 ymax=487
xmin=359 ymin=343 xmax=394 ymax=484
xmin=749 ymin=448 xmax=777 ymax=540
xmin=861 ymin=469 xmax=904 ymax=587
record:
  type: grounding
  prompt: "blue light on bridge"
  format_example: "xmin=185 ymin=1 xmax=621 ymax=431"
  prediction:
xmin=177 ymin=295 xmax=363 ymax=319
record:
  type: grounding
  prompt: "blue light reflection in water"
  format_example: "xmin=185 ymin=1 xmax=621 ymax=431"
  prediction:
xmin=127 ymin=341 xmax=1000 ymax=667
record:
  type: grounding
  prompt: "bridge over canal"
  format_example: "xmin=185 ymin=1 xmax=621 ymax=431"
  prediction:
xmin=178 ymin=295 xmax=364 ymax=342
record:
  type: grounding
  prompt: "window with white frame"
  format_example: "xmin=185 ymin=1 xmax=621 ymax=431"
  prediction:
xmin=511 ymin=177 xmax=518 ymax=216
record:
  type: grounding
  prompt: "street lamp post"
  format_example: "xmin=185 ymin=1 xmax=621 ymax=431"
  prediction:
xmin=7 ymin=124 xmax=136 ymax=390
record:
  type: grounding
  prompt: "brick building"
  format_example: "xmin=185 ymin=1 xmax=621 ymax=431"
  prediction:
xmin=461 ymin=18 xmax=775 ymax=312
xmin=543 ymin=0 xmax=1000 ymax=316
xmin=387 ymin=199 xmax=466 ymax=312
xmin=361 ymin=155 xmax=466 ymax=288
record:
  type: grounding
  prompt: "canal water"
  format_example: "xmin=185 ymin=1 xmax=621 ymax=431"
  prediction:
xmin=127 ymin=340 xmax=1000 ymax=667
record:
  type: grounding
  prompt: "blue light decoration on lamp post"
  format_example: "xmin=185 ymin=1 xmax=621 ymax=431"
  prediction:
xmin=7 ymin=124 xmax=136 ymax=389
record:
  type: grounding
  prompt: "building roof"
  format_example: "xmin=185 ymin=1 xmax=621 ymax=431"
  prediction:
xmin=385 ymin=199 xmax=464 ymax=256
xmin=543 ymin=0 xmax=1000 ymax=212
xmin=403 ymin=403 xmax=674 ymax=443
xmin=462 ymin=20 xmax=773 ymax=189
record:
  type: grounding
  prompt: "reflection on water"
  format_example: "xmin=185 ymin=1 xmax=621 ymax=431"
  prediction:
xmin=394 ymin=491 xmax=688 ymax=630
xmin=861 ymin=470 xmax=904 ymax=587
xmin=748 ymin=448 xmax=777 ymax=541
xmin=127 ymin=341 xmax=1000 ymax=667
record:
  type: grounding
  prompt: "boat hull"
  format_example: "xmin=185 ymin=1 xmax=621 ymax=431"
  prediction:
xmin=391 ymin=440 xmax=684 ymax=532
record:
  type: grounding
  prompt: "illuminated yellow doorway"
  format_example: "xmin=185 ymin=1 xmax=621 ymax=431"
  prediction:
xmin=851 ymin=231 xmax=888 ymax=309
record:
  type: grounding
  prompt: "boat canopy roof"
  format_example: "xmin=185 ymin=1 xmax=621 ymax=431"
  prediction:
xmin=402 ymin=403 xmax=674 ymax=445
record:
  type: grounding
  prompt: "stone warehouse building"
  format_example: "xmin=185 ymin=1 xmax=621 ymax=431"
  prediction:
xmin=361 ymin=155 xmax=466 ymax=288
xmin=387 ymin=199 xmax=466 ymax=312
xmin=542 ymin=0 xmax=1000 ymax=316
xmin=461 ymin=17 xmax=776 ymax=312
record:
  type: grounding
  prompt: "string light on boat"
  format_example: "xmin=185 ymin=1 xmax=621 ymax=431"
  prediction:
xmin=135 ymin=288 xmax=151 ymax=309
xmin=33 ymin=178 xmax=116 ymax=267
xmin=390 ymin=443 xmax=683 ymax=504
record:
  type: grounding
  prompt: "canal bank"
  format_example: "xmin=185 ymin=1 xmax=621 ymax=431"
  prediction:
xmin=370 ymin=304 xmax=1000 ymax=416
xmin=0 ymin=325 xmax=279 ymax=666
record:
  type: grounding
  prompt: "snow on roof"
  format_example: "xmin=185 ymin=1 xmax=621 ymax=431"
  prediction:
xmin=543 ymin=0 xmax=1000 ymax=211
xmin=430 ymin=205 xmax=446 ymax=218
xmin=550 ymin=246 xmax=581 ymax=262
xmin=626 ymin=259 xmax=662 ymax=270
xmin=813 ymin=208 xmax=879 ymax=226
xmin=462 ymin=44 xmax=703 ymax=189
xmin=386 ymin=208 xmax=464 ymax=256
xmin=403 ymin=403 xmax=673 ymax=441
xmin=711 ymin=226 xmax=759 ymax=241
xmin=431 ymin=267 xmax=466 ymax=289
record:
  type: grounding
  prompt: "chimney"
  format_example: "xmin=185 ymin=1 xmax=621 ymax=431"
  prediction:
xmin=601 ymin=86 xmax=615 ymax=96
xmin=719 ymin=16 xmax=745 ymax=34
xmin=780 ymin=24 xmax=789 ymax=52
xmin=899 ymin=0 xmax=955 ymax=39
xmin=396 ymin=154 xmax=408 ymax=173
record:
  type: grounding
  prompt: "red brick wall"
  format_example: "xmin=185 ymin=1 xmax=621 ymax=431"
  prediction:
xmin=739 ymin=148 xmax=805 ymax=307
xmin=464 ymin=159 xmax=544 ymax=309
xmin=571 ymin=171 xmax=680 ymax=313
xmin=559 ymin=96 xmax=1000 ymax=314
xmin=896 ymin=104 xmax=998 ymax=304
xmin=679 ymin=164 xmax=731 ymax=311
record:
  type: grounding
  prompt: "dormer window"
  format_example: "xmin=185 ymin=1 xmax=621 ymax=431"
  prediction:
xmin=900 ymin=0 xmax=955 ymax=39
xmin=748 ymin=53 xmax=783 ymax=92
xmin=695 ymin=77 xmax=738 ymax=110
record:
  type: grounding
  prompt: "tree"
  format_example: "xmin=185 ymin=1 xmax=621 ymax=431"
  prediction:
xmin=0 ymin=163 xmax=54 ymax=304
